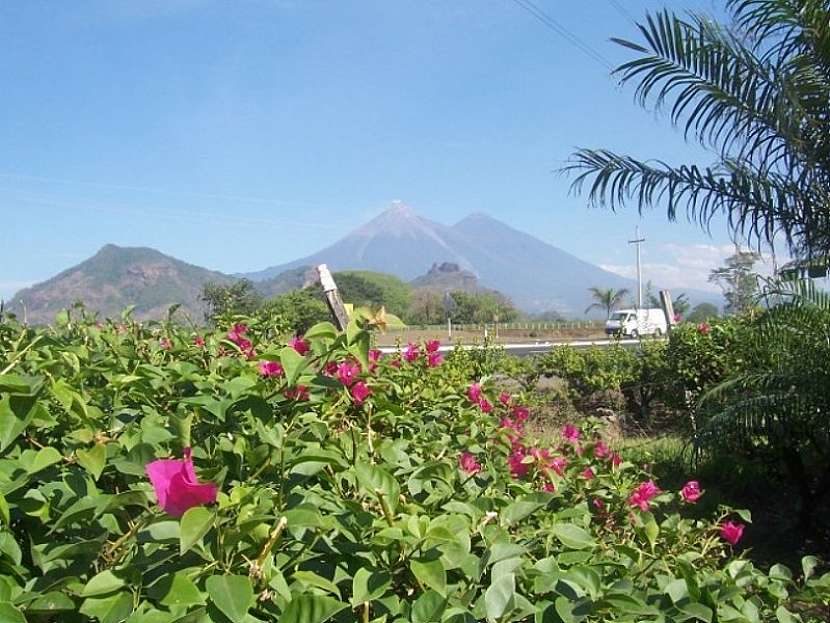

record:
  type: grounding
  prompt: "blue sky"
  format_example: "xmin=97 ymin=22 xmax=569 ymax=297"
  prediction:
xmin=1 ymin=0 xmax=776 ymax=300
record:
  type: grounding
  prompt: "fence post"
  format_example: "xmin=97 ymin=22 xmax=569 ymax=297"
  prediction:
xmin=317 ymin=264 xmax=349 ymax=331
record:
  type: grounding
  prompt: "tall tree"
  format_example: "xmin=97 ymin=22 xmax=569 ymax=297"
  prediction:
xmin=584 ymin=287 xmax=630 ymax=317
xmin=709 ymin=249 xmax=760 ymax=314
xmin=565 ymin=0 xmax=830 ymax=262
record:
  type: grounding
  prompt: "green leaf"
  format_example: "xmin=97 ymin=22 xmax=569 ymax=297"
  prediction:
xmin=77 ymin=444 xmax=107 ymax=480
xmin=485 ymin=573 xmax=515 ymax=621
xmin=0 ymin=493 xmax=9 ymax=527
xmin=0 ymin=374 xmax=41 ymax=395
xmin=24 ymin=446 xmax=62 ymax=474
xmin=0 ymin=602 xmax=26 ymax=623
xmin=502 ymin=498 xmax=547 ymax=526
xmin=153 ymin=574 xmax=205 ymax=608
xmin=82 ymin=570 xmax=126 ymax=597
xmin=180 ymin=507 xmax=214 ymax=555
xmin=552 ymin=523 xmax=596 ymax=550
xmin=775 ymin=606 xmax=803 ymax=623
xmin=802 ymin=555 xmax=818 ymax=580
xmin=304 ymin=322 xmax=338 ymax=341
xmin=28 ymin=591 xmax=76 ymax=613
xmin=679 ymin=603 xmax=713 ymax=623
xmin=350 ymin=568 xmax=391 ymax=606
xmin=280 ymin=346 xmax=308 ymax=386
xmin=80 ymin=593 xmax=134 ymax=623
xmin=410 ymin=558 xmax=447 ymax=596
xmin=205 ymin=575 xmax=254 ymax=622
xmin=411 ymin=590 xmax=447 ymax=623
xmin=292 ymin=571 xmax=341 ymax=597
xmin=280 ymin=594 xmax=348 ymax=623
xmin=0 ymin=396 xmax=40 ymax=453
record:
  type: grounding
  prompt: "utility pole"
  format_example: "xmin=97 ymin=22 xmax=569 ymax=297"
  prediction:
xmin=628 ymin=226 xmax=645 ymax=308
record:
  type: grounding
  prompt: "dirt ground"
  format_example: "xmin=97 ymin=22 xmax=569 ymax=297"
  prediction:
xmin=375 ymin=326 xmax=607 ymax=346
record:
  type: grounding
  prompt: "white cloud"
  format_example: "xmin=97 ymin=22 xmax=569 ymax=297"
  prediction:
xmin=600 ymin=243 xmax=786 ymax=293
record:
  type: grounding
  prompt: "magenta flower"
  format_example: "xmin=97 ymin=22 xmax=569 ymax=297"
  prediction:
xmin=389 ymin=356 xmax=402 ymax=368
xmin=467 ymin=383 xmax=482 ymax=404
xmin=227 ymin=323 xmax=248 ymax=343
xmin=337 ymin=361 xmax=361 ymax=386
xmin=611 ymin=453 xmax=623 ymax=468
xmin=145 ymin=448 xmax=218 ymax=517
xmin=507 ymin=447 xmax=530 ymax=479
xmin=290 ymin=336 xmax=310 ymax=356
xmin=562 ymin=424 xmax=581 ymax=443
xmin=592 ymin=498 xmax=605 ymax=511
xmin=404 ymin=343 xmax=420 ymax=363
xmin=542 ymin=482 xmax=556 ymax=493
xmin=193 ymin=336 xmax=206 ymax=348
xmin=323 ymin=361 xmax=339 ymax=376
xmin=498 ymin=392 xmax=512 ymax=406
xmin=512 ymin=406 xmax=529 ymax=423
xmin=581 ymin=467 xmax=595 ymax=480
xmin=259 ymin=360 xmax=284 ymax=378
xmin=720 ymin=521 xmax=745 ymax=545
xmin=427 ymin=352 xmax=444 ymax=368
xmin=697 ymin=322 xmax=711 ymax=335
xmin=680 ymin=480 xmax=703 ymax=504
xmin=368 ymin=349 xmax=383 ymax=373
xmin=628 ymin=480 xmax=662 ymax=511
xmin=159 ymin=338 xmax=172 ymax=350
xmin=425 ymin=340 xmax=441 ymax=353
xmin=459 ymin=452 xmax=482 ymax=475
xmin=350 ymin=381 xmax=372 ymax=405
xmin=284 ymin=385 xmax=309 ymax=401
xmin=479 ymin=398 xmax=493 ymax=413
xmin=548 ymin=456 xmax=567 ymax=476
xmin=593 ymin=440 xmax=610 ymax=459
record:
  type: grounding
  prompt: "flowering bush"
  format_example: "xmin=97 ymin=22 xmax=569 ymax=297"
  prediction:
xmin=0 ymin=314 xmax=826 ymax=621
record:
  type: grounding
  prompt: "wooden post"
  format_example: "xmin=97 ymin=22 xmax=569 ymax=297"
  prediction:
xmin=317 ymin=264 xmax=349 ymax=331
xmin=659 ymin=290 xmax=675 ymax=334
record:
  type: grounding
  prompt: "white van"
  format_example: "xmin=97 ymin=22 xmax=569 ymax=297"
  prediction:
xmin=605 ymin=308 xmax=667 ymax=338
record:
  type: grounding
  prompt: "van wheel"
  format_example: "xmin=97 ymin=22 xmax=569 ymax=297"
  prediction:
xmin=630 ymin=329 xmax=639 ymax=339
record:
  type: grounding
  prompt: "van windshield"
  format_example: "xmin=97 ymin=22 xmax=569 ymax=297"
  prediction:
xmin=609 ymin=312 xmax=629 ymax=321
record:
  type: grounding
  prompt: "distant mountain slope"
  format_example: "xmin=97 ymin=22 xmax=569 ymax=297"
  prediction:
xmin=254 ymin=266 xmax=316 ymax=299
xmin=411 ymin=262 xmax=481 ymax=293
xmin=242 ymin=203 xmax=687 ymax=315
xmin=10 ymin=245 xmax=234 ymax=324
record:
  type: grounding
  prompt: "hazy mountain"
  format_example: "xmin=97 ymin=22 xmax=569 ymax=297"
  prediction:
xmin=254 ymin=266 xmax=316 ymax=299
xmin=9 ymin=244 xmax=234 ymax=324
xmin=243 ymin=203 xmax=692 ymax=315
xmin=411 ymin=262 xmax=482 ymax=293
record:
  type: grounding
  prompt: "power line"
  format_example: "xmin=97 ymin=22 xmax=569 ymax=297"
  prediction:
xmin=508 ymin=0 xmax=614 ymax=71
xmin=607 ymin=0 xmax=638 ymax=27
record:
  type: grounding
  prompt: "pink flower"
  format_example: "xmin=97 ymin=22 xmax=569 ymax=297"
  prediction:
xmin=548 ymin=456 xmax=567 ymax=476
xmin=284 ymin=385 xmax=309 ymax=401
xmin=720 ymin=521 xmax=745 ymax=546
xmin=562 ymin=424 xmax=581 ymax=443
xmin=236 ymin=338 xmax=255 ymax=359
xmin=512 ymin=406 xmax=529 ymax=423
xmin=259 ymin=360 xmax=284 ymax=378
xmin=368 ymin=349 xmax=383 ymax=373
xmin=145 ymin=448 xmax=218 ymax=517
xmin=581 ymin=467 xmax=595 ymax=480
xmin=425 ymin=340 xmax=441 ymax=353
xmin=350 ymin=381 xmax=372 ymax=405
xmin=479 ymin=398 xmax=493 ymax=413
xmin=592 ymin=498 xmax=605 ymax=511
xmin=159 ymin=338 xmax=172 ymax=350
xmin=507 ymin=447 xmax=530 ymax=479
xmin=404 ymin=343 xmax=420 ymax=363
xmin=499 ymin=417 xmax=524 ymax=444
xmin=530 ymin=447 xmax=551 ymax=463
xmin=290 ymin=336 xmax=310 ymax=356
xmin=697 ymin=322 xmax=711 ymax=335
xmin=542 ymin=482 xmax=556 ymax=493
xmin=227 ymin=323 xmax=248 ymax=344
xmin=389 ymin=356 xmax=402 ymax=368
xmin=427 ymin=352 xmax=444 ymax=368
xmin=499 ymin=392 xmax=512 ymax=406
xmin=467 ymin=383 xmax=482 ymax=404
xmin=593 ymin=441 xmax=610 ymax=459
xmin=611 ymin=453 xmax=623 ymax=468
xmin=680 ymin=480 xmax=703 ymax=504
xmin=673 ymin=312 xmax=682 ymax=323
xmin=337 ymin=361 xmax=361 ymax=386
xmin=628 ymin=480 xmax=662 ymax=512
xmin=193 ymin=336 xmax=205 ymax=348
xmin=459 ymin=452 xmax=482 ymax=475
xmin=324 ymin=361 xmax=339 ymax=376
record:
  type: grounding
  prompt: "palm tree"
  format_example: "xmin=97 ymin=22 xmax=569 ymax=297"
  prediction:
xmin=564 ymin=0 xmax=830 ymax=262
xmin=585 ymin=287 xmax=630 ymax=317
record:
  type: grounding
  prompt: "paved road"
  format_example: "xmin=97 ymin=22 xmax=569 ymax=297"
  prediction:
xmin=379 ymin=338 xmax=649 ymax=358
